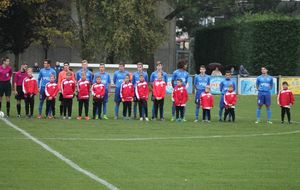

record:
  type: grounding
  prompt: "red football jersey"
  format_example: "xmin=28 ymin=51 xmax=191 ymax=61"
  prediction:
xmin=61 ymin=79 xmax=76 ymax=99
xmin=45 ymin=82 xmax=59 ymax=99
xmin=22 ymin=77 xmax=38 ymax=96
xmin=120 ymin=82 xmax=134 ymax=102
xmin=135 ymin=81 xmax=149 ymax=100
xmin=77 ymin=79 xmax=90 ymax=99
xmin=200 ymin=92 xmax=214 ymax=109
xmin=92 ymin=83 xmax=106 ymax=99
xmin=224 ymin=90 xmax=237 ymax=108
xmin=172 ymin=85 xmax=188 ymax=106
xmin=278 ymin=89 xmax=295 ymax=107
xmin=152 ymin=80 xmax=166 ymax=99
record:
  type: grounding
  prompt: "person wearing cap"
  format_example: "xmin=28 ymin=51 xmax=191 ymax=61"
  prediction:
xmin=14 ymin=63 xmax=28 ymax=117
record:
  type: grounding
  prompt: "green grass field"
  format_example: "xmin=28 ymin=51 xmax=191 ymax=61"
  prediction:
xmin=0 ymin=95 xmax=299 ymax=190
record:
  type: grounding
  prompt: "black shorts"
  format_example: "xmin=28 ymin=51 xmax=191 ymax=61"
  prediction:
xmin=15 ymin=86 xmax=24 ymax=100
xmin=0 ymin=81 xmax=12 ymax=97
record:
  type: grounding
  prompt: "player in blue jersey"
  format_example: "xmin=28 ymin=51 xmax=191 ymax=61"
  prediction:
xmin=193 ymin=65 xmax=210 ymax=122
xmin=37 ymin=59 xmax=56 ymax=118
xmin=113 ymin=62 xmax=129 ymax=119
xmin=76 ymin=60 xmax=93 ymax=83
xmin=255 ymin=67 xmax=273 ymax=124
xmin=219 ymin=71 xmax=236 ymax=121
xmin=150 ymin=61 xmax=168 ymax=120
xmin=171 ymin=60 xmax=189 ymax=121
xmin=93 ymin=63 xmax=111 ymax=119
xmin=132 ymin=62 xmax=148 ymax=119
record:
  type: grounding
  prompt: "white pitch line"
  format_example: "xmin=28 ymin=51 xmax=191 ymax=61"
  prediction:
xmin=0 ymin=118 xmax=119 ymax=190
xmin=1 ymin=130 xmax=299 ymax=142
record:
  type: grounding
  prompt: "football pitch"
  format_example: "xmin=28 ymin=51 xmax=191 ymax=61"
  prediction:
xmin=0 ymin=95 xmax=299 ymax=190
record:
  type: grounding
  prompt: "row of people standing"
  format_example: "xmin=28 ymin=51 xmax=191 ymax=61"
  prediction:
xmin=2 ymin=57 xmax=290 ymax=123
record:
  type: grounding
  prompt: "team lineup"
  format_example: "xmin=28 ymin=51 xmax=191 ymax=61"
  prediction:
xmin=0 ymin=58 xmax=295 ymax=123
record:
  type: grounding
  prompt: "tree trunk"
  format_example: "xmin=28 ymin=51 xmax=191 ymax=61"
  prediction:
xmin=14 ymin=53 xmax=20 ymax=71
xmin=106 ymin=51 xmax=115 ymax=64
xmin=43 ymin=47 xmax=48 ymax=59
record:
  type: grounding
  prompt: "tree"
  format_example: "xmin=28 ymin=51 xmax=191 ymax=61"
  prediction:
xmin=0 ymin=0 xmax=73 ymax=70
xmin=35 ymin=1 xmax=74 ymax=59
xmin=0 ymin=1 xmax=43 ymax=70
xmin=75 ymin=0 xmax=166 ymax=64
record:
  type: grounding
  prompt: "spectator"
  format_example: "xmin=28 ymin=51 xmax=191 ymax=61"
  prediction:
xmin=239 ymin=65 xmax=249 ymax=77
xmin=33 ymin=62 xmax=40 ymax=73
xmin=211 ymin=67 xmax=222 ymax=76
xmin=230 ymin=67 xmax=238 ymax=75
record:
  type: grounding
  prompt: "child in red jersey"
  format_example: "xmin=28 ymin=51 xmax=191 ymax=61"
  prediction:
xmin=92 ymin=76 xmax=106 ymax=119
xmin=224 ymin=84 xmax=237 ymax=122
xmin=61 ymin=72 xmax=76 ymax=119
xmin=77 ymin=72 xmax=91 ymax=120
xmin=152 ymin=72 xmax=167 ymax=121
xmin=45 ymin=74 xmax=59 ymax=119
xmin=135 ymin=74 xmax=149 ymax=121
xmin=120 ymin=74 xmax=134 ymax=119
xmin=172 ymin=78 xmax=188 ymax=122
xmin=22 ymin=68 xmax=38 ymax=118
xmin=200 ymin=86 xmax=214 ymax=122
xmin=278 ymin=81 xmax=295 ymax=124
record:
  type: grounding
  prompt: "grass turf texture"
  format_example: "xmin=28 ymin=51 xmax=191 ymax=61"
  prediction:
xmin=0 ymin=95 xmax=299 ymax=190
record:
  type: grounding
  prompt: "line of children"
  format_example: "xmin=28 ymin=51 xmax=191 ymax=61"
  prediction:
xmin=18 ymin=69 xmax=295 ymax=125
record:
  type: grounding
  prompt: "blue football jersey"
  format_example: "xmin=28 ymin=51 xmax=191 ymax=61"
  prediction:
xmin=132 ymin=71 xmax=148 ymax=85
xmin=172 ymin=69 xmax=189 ymax=86
xmin=38 ymin=68 xmax=56 ymax=88
xmin=113 ymin=70 xmax=129 ymax=88
xmin=256 ymin=75 xmax=273 ymax=92
xmin=76 ymin=69 xmax=93 ymax=83
xmin=93 ymin=71 xmax=111 ymax=89
xmin=150 ymin=71 xmax=168 ymax=83
xmin=194 ymin=74 xmax=210 ymax=91
xmin=220 ymin=78 xmax=236 ymax=94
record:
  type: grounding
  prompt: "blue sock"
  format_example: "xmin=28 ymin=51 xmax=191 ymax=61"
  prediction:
xmin=267 ymin=108 xmax=272 ymax=120
xmin=219 ymin=108 xmax=223 ymax=120
xmin=38 ymin=99 xmax=44 ymax=115
xmin=195 ymin=105 xmax=200 ymax=120
xmin=103 ymin=102 xmax=107 ymax=115
xmin=256 ymin=108 xmax=261 ymax=120
xmin=172 ymin=103 xmax=175 ymax=117
xmin=114 ymin=102 xmax=119 ymax=117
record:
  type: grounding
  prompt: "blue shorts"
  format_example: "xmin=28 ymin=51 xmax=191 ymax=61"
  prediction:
xmin=39 ymin=87 xmax=46 ymax=101
xmin=195 ymin=90 xmax=204 ymax=104
xmin=114 ymin=88 xmax=121 ymax=103
xmin=219 ymin=94 xmax=225 ymax=109
xmin=103 ymin=90 xmax=109 ymax=103
xmin=257 ymin=91 xmax=271 ymax=106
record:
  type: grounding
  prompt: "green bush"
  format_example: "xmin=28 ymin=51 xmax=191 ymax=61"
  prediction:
xmin=194 ymin=13 xmax=300 ymax=75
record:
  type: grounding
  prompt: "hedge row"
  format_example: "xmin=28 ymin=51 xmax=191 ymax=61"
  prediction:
xmin=194 ymin=13 xmax=300 ymax=75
